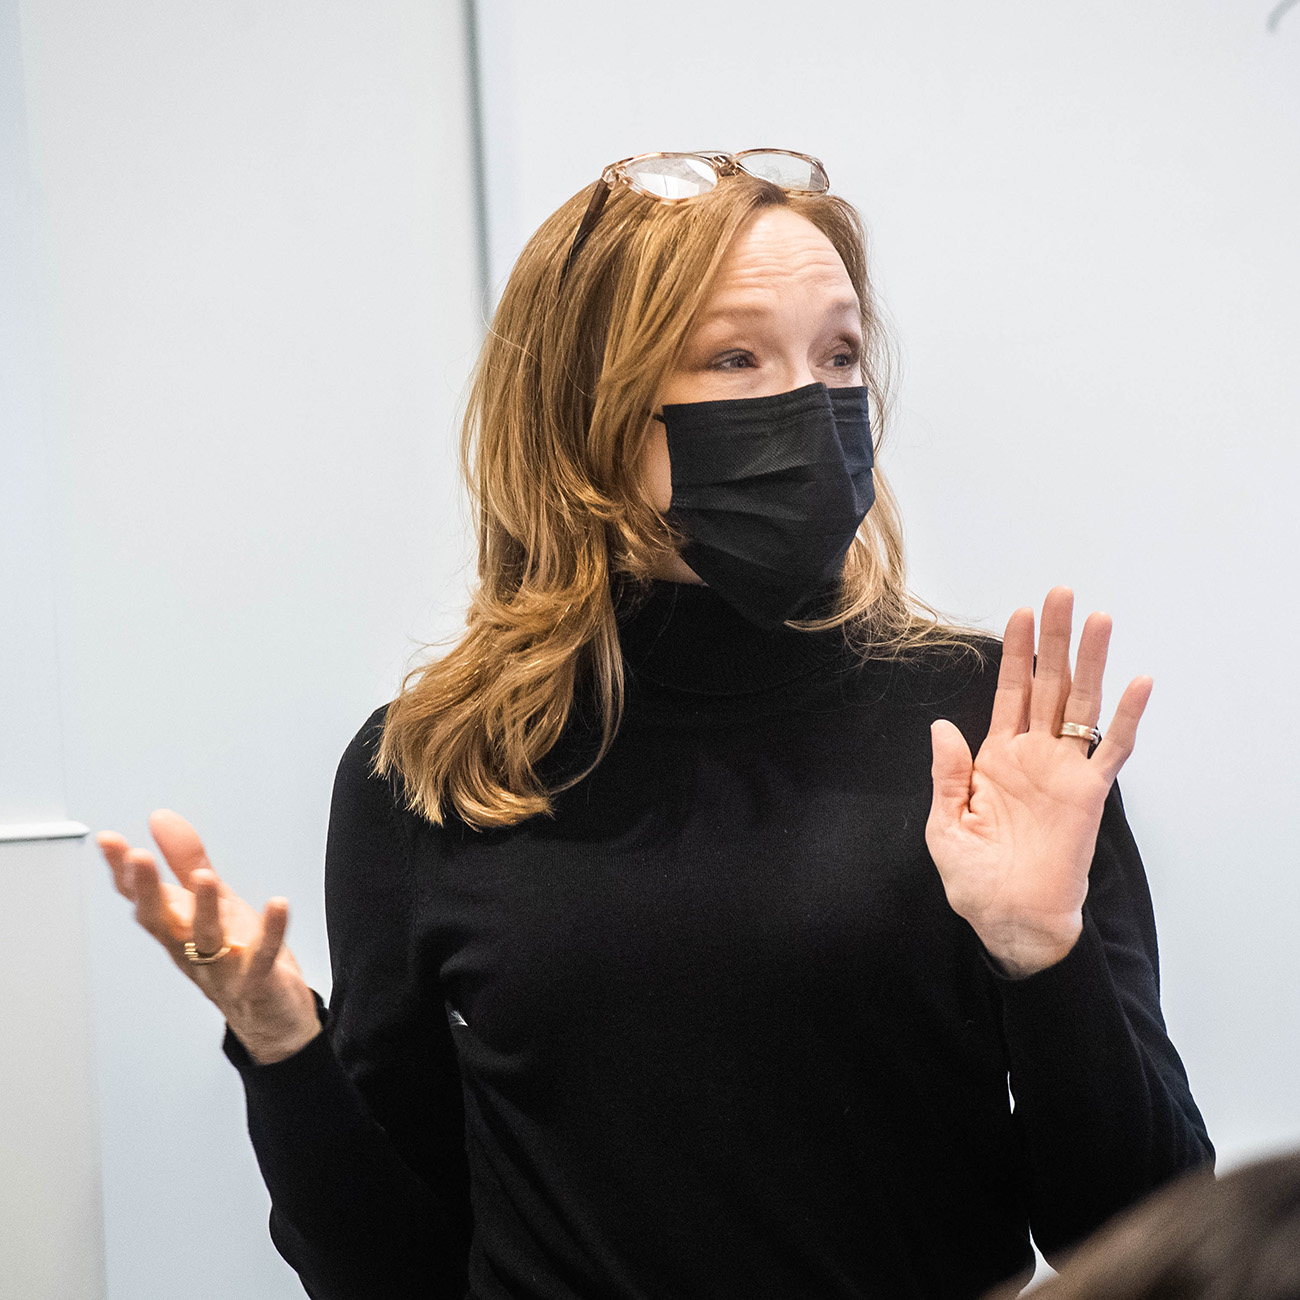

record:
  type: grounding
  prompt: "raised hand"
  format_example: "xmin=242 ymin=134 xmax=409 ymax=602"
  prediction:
xmin=97 ymin=810 xmax=321 ymax=1063
xmin=925 ymin=586 xmax=1152 ymax=978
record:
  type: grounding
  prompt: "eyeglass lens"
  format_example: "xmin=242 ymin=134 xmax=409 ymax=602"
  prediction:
xmin=623 ymin=155 xmax=718 ymax=199
xmin=735 ymin=151 xmax=826 ymax=191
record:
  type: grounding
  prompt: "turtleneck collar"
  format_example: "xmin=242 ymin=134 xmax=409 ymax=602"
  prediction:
xmin=616 ymin=579 xmax=848 ymax=697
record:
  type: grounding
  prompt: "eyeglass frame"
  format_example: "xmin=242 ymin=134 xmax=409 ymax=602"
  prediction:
xmin=559 ymin=149 xmax=830 ymax=282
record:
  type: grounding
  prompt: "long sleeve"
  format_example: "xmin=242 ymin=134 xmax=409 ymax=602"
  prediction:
xmin=224 ymin=707 xmax=471 ymax=1299
xmin=994 ymin=780 xmax=1213 ymax=1259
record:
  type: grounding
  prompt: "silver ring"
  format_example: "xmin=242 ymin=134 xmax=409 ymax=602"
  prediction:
xmin=184 ymin=941 xmax=232 ymax=966
xmin=1059 ymin=722 xmax=1102 ymax=745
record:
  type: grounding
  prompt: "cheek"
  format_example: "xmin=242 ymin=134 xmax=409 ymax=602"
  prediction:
xmin=640 ymin=422 xmax=674 ymax=513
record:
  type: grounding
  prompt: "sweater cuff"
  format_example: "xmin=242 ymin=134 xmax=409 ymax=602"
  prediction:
xmin=988 ymin=912 xmax=1116 ymax=1016
xmin=221 ymin=989 xmax=330 ymax=1079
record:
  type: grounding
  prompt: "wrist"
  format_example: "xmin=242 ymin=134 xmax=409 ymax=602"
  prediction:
xmin=975 ymin=914 xmax=1083 ymax=979
xmin=228 ymin=989 xmax=323 ymax=1065
xmin=238 ymin=1019 xmax=322 ymax=1066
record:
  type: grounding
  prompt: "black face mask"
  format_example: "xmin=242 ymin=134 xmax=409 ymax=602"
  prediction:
xmin=656 ymin=382 xmax=875 ymax=630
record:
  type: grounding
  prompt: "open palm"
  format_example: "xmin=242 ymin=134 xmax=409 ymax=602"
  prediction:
xmin=925 ymin=587 xmax=1152 ymax=978
xmin=97 ymin=810 xmax=320 ymax=1063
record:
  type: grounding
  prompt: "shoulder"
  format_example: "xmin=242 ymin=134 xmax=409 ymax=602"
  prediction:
xmin=843 ymin=632 xmax=1003 ymax=745
xmin=325 ymin=704 xmax=421 ymax=897
xmin=324 ymin=705 xmax=422 ymax=940
xmin=852 ymin=631 xmax=1002 ymax=704
xmin=331 ymin=702 xmax=402 ymax=822
xmin=337 ymin=703 xmax=392 ymax=775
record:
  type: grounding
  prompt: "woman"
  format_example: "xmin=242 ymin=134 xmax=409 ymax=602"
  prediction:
xmin=98 ymin=150 xmax=1212 ymax=1300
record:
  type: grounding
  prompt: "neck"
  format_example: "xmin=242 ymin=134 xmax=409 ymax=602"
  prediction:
xmin=616 ymin=578 xmax=846 ymax=697
xmin=645 ymin=551 xmax=705 ymax=585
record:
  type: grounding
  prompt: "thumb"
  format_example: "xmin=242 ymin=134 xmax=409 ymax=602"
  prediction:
xmin=928 ymin=719 xmax=973 ymax=830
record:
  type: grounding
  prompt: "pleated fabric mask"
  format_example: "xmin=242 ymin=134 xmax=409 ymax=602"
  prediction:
xmin=657 ymin=382 xmax=875 ymax=630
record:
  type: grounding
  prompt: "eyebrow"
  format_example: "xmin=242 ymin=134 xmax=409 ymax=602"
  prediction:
xmin=695 ymin=295 xmax=863 ymax=324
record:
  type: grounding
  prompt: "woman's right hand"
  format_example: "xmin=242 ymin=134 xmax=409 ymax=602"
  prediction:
xmin=97 ymin=810 xmax=322 ymax=1065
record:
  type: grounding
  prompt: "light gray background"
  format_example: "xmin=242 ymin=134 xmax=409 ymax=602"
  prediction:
xmin=4 ymin=2 xmax=1298 ymax=1297
xmin=6 ymin=2 xmax=482 ymax=1296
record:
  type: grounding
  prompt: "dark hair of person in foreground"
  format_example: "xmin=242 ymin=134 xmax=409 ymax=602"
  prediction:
xmin=985 ymin=1149 xmax=1300 ymax=1300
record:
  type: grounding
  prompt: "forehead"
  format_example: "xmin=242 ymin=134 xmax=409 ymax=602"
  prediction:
xmin=701 ymin=208 xmax=858 ymax=314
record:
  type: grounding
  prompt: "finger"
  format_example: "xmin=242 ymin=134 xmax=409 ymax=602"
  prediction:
xmin=1093 ymin=676 xmax=1153 ymax=783
xmin=247 ymin=898 xmax=290 ymax=983
xmin=928 ymin=719 xmax=974 ymax=830
xmin=989 ymin=607 xmax=1034 ymax=737
xmin=1060 ymin=611 xmax=1112 ymax=754
xmin=97 ymin=831 xmax=136 ymax=899
xmin=1029 ymin=586 xmax=1074 ymax=734
xmin=190 ymin=869 xmax=225 ymax=959
xmin=127 ymin=850 xmax=186 ymax=945
xmin=148 ymin=809 xmax=226 ymax=893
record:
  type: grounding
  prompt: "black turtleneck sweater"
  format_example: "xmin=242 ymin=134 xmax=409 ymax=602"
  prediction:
xmin=224 ymin=581 xmax=1212 ymax=1300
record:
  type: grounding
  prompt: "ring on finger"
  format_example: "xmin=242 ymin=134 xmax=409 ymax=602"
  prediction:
xmin=184 ymin=941 xmax=232 ymax=966
xmin=1058 ymin=722 xmax=1102 ymax=745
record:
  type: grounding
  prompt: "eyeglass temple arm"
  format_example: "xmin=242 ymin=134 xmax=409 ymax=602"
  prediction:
xmin=560 ymin=180 xmax=612 ymax=281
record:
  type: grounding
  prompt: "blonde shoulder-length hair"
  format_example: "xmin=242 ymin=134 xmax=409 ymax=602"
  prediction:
xmin=377 ymin=172 xmax=973 ymax=830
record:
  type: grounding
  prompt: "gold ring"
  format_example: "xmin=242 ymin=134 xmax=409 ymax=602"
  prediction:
xmin=1059 ymin=722 xmax=1102 ymax=744
xmin=184 ymin=941 xmax=232 ymax=966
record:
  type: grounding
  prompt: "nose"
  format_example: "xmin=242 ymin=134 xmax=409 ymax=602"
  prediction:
xmin=757 ymin=360 xmax=820 ymax=399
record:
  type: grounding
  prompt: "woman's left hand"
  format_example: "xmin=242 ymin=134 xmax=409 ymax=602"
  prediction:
xmin=925 ymin=586 xmax=1152 ymax=978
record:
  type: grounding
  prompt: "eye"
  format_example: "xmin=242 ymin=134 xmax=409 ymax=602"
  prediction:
xmin=712 ymin=351 xmax=756 ymax=371
xmin=828 ymin=339 xmax=862 ymax=369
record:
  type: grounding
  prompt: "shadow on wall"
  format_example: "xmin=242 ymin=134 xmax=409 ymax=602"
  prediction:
xmin=1268 ymin=0 xmax=1299 ymax=32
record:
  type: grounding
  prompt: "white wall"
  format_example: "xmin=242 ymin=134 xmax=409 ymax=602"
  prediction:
xmin=475 ymin=0 xmax=1300 ymax=1167
xmin=2 ymin=0 xmax=106 ymax=1292
xmin=14 ymin=2 xmax=482 ymax=1296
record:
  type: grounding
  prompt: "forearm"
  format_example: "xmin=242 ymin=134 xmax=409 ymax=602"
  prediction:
xmin=998 ymin=918 xmax=1212 ymax=1257
xmin=224 ymin=1014 xmax=470 ymax=1300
